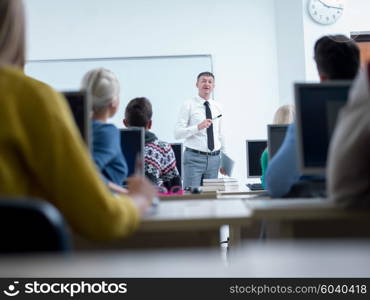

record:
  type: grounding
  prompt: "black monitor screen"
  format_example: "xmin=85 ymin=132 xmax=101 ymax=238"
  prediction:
xmin=120 ymin=128 xmax=145 ymax=178
xmin=63 ymin=91 xmax=90 ymax=147
xmin=170 ymin=143 xmax=183 ymax=177
xmin=246 ymin=140 xmax=267 ymax=177
xmin=268 ymin=125 xmax=288 ymax=160
xmin=296 ymin=83 xmax=351 ymax=174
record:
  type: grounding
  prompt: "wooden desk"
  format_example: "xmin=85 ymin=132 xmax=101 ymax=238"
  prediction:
xmin=2 ymin=240 xmax=370 ymax=277
xmin=217 ymin=185 xmax=266 ymax=196
xmin=244 ymin=198 xmax=370 ymax=238
xmin=159 ymin=191 xmax=267 ymax=201
xmin=159 ymin=186 xmax=267 ymax=201
xmin=74 ymin=199 xmax=252 ymax=250
xmin=159 ymin=191 xmax=217 ymax=201
xmin=217 ymin=190 xmax=268 ymax=199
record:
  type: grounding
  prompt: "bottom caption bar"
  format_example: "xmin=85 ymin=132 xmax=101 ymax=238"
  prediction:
xmin=0 ymin=278 xmax=368 ymax=299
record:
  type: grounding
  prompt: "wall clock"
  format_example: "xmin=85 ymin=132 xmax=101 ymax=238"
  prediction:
xmin=308 ymin=0 xmax=344 ymax=25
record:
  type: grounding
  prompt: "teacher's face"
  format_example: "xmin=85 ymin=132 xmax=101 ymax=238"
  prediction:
xmin=196 ymin=75 xmax=215 ymax=99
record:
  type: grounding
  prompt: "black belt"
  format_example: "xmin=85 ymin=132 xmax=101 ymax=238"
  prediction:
xmin=186 ymin=148 xmax=220 ymax=156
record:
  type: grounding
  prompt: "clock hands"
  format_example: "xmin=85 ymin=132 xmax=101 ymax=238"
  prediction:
xmin=317 ymin=0 xmax=344 ymax=10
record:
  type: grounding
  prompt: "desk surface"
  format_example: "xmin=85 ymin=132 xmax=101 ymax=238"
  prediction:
xmin=73 ymin=199 xmax=251 ymax=249
xmin=141 ymin=199 xmax=251 ymax=231
xmin=244 ymin=198 xmax=370 ymax=220
xmin=158 ymin=184 xmax=266 ymax=201
xmin=2 ymin=240 xmax=370 ymax=277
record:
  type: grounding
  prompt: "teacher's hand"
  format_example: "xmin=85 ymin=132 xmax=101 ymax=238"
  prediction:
xmin=198 ymin=119 xmax=212 ymax=130
xmin=220 ymin=168 xmax=227 ymax=175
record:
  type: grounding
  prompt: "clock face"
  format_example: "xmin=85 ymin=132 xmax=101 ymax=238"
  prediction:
xmin=308 ymin=0 xmax=344 ymax=25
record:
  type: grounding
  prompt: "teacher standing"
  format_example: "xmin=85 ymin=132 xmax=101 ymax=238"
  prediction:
xmin=174 ymin=72 xmax=226 ymax=188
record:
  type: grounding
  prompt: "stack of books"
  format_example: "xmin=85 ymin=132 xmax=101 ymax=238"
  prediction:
xmin=201 ymin=178 xmax=239 ymax=192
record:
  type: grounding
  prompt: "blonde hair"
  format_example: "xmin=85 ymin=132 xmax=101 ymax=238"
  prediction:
xmin=273 ymin=104 xmax=295 ymax=124
xmin=81 ymin=68 xmax=120 ymax=113
xmin=0 ymin=0 xmax=26 ymax=69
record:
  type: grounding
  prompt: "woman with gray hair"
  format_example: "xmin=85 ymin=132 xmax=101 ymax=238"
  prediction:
xmin=0 ymin=0 xmax=155 ymax=241
xmin=81 ymin=68 xmax=128 ymax=187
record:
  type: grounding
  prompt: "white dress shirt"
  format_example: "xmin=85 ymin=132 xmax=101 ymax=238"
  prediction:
xmin=174 ymin=95 xmax=225 ymax=152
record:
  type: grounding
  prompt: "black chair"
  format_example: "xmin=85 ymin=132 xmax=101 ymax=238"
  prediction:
xmin=0 ymin=197 xmax=71 ymax=253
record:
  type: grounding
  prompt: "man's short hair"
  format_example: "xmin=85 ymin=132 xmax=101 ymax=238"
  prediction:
xmin=314 ymin=35 xmax=360 ymax=80
xmin=197 ymin=71 xmax=215 ymax=81
xmin=125 ymin=97 xmax=152 ymax=127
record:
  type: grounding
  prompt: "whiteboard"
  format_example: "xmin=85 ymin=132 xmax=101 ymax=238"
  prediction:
xmin=25 ymin=55 xmax=213 ymax=143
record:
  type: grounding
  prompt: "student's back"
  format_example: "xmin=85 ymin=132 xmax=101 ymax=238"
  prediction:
xmin=265 ymin=35 xmax=360 ymax=198
xmin=260 ymin=104 xmax=295 ymax=188
xmin=144 ymin=131 xmax=181 ymax=189
xmin=328 ymin=65 xmax=370 ymax=207
xmin=124 ymin=97 xmax=181 ymax=190
xmin=0 ymin=0 xmax=155 ymax=242
xmin=81 ymin=68 xmax=128 ymax=187
xmin=0 ymin=66 xmax=140 ymax=240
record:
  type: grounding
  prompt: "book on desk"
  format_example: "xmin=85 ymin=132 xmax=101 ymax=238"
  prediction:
xmin=202 ymin=178 xmax=239 ymax=192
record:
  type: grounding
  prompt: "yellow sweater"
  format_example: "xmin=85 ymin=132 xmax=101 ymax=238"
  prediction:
xmin=0 ymin=66 xmax=139 ymax=241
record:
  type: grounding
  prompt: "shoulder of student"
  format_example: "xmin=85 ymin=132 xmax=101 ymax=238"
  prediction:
xmin=3 ymin=66 xmax=60 ymax=102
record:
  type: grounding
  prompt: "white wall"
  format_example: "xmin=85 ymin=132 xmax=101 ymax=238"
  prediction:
xmin=272 ymin=0 xmax=370 ymax=102
xmin=302 ymin=0 xmax=370 ymax=81
xmin=274 ymin=0 xmax=306 ymax=106
xmin=25 ymin=0 xmax=280 ymax=183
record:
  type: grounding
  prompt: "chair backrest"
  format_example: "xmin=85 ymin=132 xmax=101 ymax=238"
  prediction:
xmin=120 ymin=127 xmax=145 ymax=179
xmin=0 ymin=197 xmax=71 ymax=253
xmin=170 ymin=143 xmax=183 ymax=177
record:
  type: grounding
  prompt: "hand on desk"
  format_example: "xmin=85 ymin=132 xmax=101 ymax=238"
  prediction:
xmin=198 ymin=119 xmax=212 ymax=130
xmin=126 ymin=175 xmax=157 ymax=216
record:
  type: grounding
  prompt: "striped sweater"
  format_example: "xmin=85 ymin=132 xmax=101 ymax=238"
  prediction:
xmin=144 ymin=131 xmax=181 ymax=190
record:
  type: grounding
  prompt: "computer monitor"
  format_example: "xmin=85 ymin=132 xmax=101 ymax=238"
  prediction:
xmin=268 ymin=125 xmax=288 ymax=160
xmin=170 ymin=143 xmax=183 ymax=178
xmin=246 ymin=140 xmax=267 ymax=178
xmin=120 ymin=127 xmax=145 ymax=178
xmin=63 ymin=91 xmax=91 ymax=148
xmin=295 ymin=82 xmax=352 ymax=175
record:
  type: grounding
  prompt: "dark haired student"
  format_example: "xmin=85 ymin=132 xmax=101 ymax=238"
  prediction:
xmin=124 ymin=97 xmax=181 ymax=191
xmin=265 ymin=35 xmax=360 ymax=197
xmin=174 ymin=72 xmax=226 ymax=188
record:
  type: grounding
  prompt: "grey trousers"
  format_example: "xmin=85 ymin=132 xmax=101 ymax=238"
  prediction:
xmin=183 ymin=149 xmax=221 ymax=188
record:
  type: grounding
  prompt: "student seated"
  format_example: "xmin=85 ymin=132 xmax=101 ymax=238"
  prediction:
xmin=260 ymin=104 xmax=295 ymax=188
xmin=265 ymin=35 xmax=360 ymax=198
xmin=81 ymin=68 xmax=128 ymax=187
xmin=328 ymin=64 xmax=370 ymax=208
xmin=0 ymin=0 xmax=156 ymax=241
xmin=123 ymin=97 xmax=181 ymax=191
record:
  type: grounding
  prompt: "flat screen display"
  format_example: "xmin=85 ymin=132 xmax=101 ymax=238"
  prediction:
xmin=295 ymin=82 xmax=351 ymax=175
xmin=63 ymin=91 xmax=90 ymax=148
xmin=246 ymin=140 xmax=267 ymax=178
